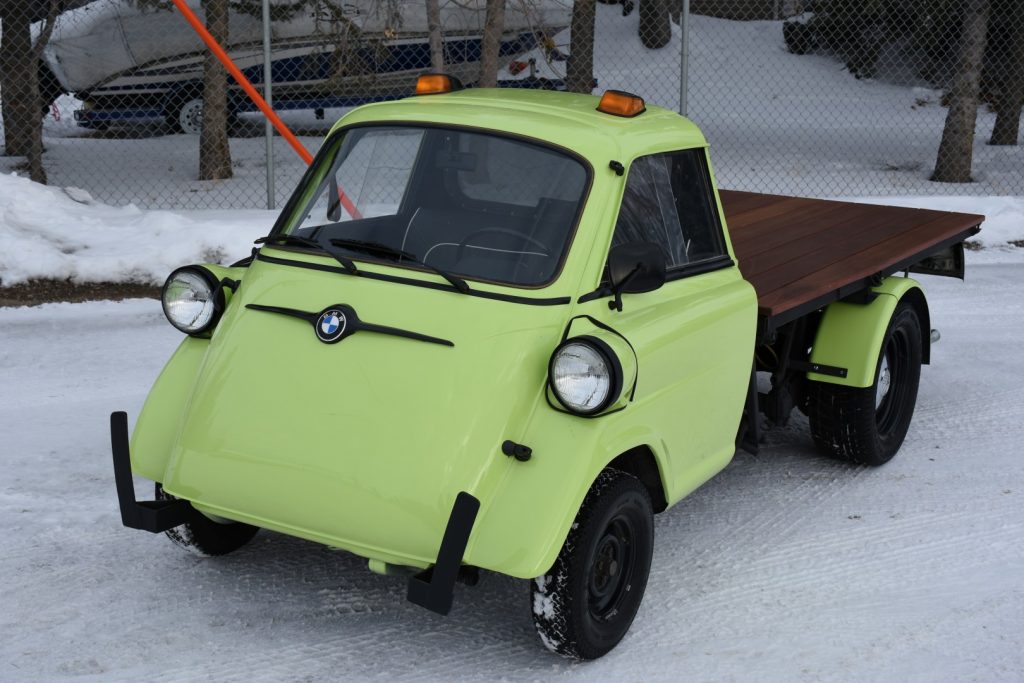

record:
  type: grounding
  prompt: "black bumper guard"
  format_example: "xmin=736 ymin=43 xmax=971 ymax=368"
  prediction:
xmin=110 ymin=411 xmax=194 ymax=532
xmin=407 ymin=491 xmax=480 ymax=615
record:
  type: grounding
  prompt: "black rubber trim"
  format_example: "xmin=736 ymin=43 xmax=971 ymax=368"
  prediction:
xmin=247 ymin=302 xmax=455 ymax=347
xmin=110 ymin=411 xmax=193 ymax=533
xmin=578 ymin=255 xmax=735 ymax=304
xmin=255 ymin=252 xmax=572 ymax=306
xmin=407 ymin=491 xmax=481 ymax=615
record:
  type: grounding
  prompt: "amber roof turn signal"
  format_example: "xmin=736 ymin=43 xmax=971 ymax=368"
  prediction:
xmin=415 ymin=74 xmax=464 ymax=95
xmin=597 ymin=90 xmax=646 ymax=118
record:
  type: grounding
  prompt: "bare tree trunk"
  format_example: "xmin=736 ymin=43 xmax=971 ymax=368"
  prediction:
xmin=1 ymin=10 xmax=34 ymax=160
xmin=932 ymin=0 xmax=990 ymax=183
xmin=566 ymin=0 xmax=596 ymax=94
xmin=478 ymin=0 xmax=505 ymax=88
xmin=199 ymin=0 xmax=233 ymax=180
xmin=426 ymin=0 xmax=445 ymax=72
xmin=639 ymin=0 xmax=671 ymax=49
xmin=990 ymin=2 xmax=1024 ymax=145
xmin=0 ymin=6 xmax=47 ymax=183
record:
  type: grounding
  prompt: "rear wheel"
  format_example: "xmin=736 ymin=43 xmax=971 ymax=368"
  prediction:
xmin=809 ymin=299 xmax=923 ymax=466
xmin=531 ymin=469 xmax=653 ymax=660
xmin=155 ymin=483 xmax=258 ymax=556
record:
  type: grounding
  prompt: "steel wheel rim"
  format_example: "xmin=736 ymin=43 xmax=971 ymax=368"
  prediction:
xmin=179 ymin=100 xmax=203 ymax=135
xmin=588 ymin=515 xmax=636 ymax=620
xmin=875 ymin=354 xmax=891 ymax=409
xmin=876 ymin=327 xmax=910 ymax=433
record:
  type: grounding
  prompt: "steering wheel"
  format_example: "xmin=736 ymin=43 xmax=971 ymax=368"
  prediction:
xmin=455 ymin=227 xmax=551 ymax=262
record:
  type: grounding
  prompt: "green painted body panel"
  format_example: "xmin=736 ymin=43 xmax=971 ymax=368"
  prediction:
xmin=131 ymin=89 xmax=758 ymax=578
xmin=131 ymin=336 xmax=208 ymax=482
xmin=808 ymin=276 xmax=924 ymax=387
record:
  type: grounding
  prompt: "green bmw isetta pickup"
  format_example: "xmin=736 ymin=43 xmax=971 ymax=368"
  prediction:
xmin=111 ymin=79 xmax=981 ymax=659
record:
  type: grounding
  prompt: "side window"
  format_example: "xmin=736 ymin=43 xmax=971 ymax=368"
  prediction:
xmin=611 ymin=149 xmax=726 ymax=269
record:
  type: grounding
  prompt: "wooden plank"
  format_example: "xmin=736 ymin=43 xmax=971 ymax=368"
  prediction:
xmin=718 ymin=189 xmax=779 ymax=216
xmin=731 ymin=202 xmax=882 ymax=264
xmin=740 ymin=208 xmax=950 ymax=284
xmin=752 ymin=213 xmax=962 ymax=304
xmin=719 ymin=190 xmax=983 ymax=321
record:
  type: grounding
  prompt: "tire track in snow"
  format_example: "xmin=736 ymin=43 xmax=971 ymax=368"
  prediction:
xmin=655 ymin=510 xmax=1023 ymax=628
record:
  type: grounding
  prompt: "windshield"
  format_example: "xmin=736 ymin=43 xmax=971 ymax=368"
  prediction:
xmin=279 ymin=125 xmax=589 ymax=287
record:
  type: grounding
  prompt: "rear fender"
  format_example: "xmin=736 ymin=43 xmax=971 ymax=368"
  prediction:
xmin=808 ymin=276 xmax=927 ymax=388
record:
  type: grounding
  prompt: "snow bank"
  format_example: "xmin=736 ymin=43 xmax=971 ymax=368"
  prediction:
xmin=1 ymin=170 xmax=1021 ymax=287
xmin=0 ymin=172 xmax=273 ymax=286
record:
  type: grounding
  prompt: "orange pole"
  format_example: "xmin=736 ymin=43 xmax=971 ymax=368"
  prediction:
xmin=169 ymin=0 xmax=362 ymax=219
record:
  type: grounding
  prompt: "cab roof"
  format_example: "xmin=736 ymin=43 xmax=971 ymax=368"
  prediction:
xmin=333 ymin=88 xmax=708 ymax=163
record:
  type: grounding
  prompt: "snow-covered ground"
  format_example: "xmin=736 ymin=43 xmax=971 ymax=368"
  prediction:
xmin=1 ymin=256 xmax=1022 ymax=680
xmin=1 ymin=6 xmax=1021 ymax=210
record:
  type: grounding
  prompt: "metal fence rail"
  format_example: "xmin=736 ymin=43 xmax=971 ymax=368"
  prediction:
xmin=1 ymin=0 xmax=1021 ymax=210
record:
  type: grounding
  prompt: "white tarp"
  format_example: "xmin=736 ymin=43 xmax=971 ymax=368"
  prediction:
xmin=42 ymin=0 xmax=571 ymax=92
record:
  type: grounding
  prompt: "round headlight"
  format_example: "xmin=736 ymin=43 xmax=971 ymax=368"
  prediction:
xmin=549 ymin=337 xmax=622 ymax=415
xmin=161 ymin=267 xmax=220 ymax=334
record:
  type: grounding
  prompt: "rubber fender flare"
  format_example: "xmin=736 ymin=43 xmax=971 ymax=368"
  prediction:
xmin=808 ymin=276 xmax=929 ymax=388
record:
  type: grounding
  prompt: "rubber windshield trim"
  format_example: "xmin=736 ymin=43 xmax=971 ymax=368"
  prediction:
xmin=255 ymin=252 xmax=572 ymax=306
xmin=267 ymin=120 xmax=595 ymax=292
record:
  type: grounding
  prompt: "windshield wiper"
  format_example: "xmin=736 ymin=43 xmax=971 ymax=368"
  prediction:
xmin=254 ymin=234 xmax=358 ymax=274
xmin=329 ymin=238 xmax=470 ymax=294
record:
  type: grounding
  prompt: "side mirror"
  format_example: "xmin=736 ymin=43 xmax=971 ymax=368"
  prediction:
xmin=607 ymin=242 xmax=666 ymax=311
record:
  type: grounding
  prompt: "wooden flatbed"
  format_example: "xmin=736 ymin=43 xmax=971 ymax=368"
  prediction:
xmin=721 ymin=190 xmax=984 ymax=335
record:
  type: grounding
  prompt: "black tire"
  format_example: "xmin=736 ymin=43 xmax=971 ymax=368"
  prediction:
xmin=531 ymin=469 xmax=654 ymax=660
xmin=155 ymin=484 xmax=259 ymax=556
xmin=808 ymin=299 xmax=923 ymax=466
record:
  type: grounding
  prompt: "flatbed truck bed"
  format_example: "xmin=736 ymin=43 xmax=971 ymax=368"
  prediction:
xmin=721 ymin=190 xmax=984 ymax=336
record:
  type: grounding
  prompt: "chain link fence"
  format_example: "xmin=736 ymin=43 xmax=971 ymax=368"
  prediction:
xmin=1 ymin=0 xmax=1022 ymax=210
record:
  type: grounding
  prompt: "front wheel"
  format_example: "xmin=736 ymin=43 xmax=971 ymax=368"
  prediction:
xmin=155 ymin=484 xmax=258 ymax=556
xmin=808 ymin=299 xmax=923 ymax=466
xmin=531 ymin=469 xmax=653 ymax=660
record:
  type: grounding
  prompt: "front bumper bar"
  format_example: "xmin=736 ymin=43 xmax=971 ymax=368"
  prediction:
xmin=110 ymin=411 xmax=193 ymax=532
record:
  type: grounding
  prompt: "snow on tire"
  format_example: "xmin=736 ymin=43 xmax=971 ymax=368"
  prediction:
xmin=531 ymin=468 xmax=654 ymax=660
xmin=155 ymin=483 xmax=259 ymax=556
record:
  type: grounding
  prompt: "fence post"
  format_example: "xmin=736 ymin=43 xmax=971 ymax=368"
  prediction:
xmin=679 ymin=0 xmax=689 ymax=116
xmin=262 ymin=0 xmax=275 ymax=210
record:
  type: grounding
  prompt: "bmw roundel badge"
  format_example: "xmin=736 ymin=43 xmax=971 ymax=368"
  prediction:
xmin=315 ymin=309 xmax=347 ymax=343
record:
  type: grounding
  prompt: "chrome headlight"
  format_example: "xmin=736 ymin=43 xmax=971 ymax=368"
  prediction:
xmin=161 ymin=266 xmax=221 ymax=334
xmin=549 ymin=336 xmax=623 ymax=415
